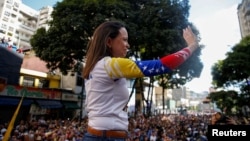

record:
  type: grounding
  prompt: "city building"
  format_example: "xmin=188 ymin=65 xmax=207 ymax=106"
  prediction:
xmin=0 ymin=0 xmax=83 ymax=122
xmin=154 ymin=87 xmax=175 ymax=114
xmin=0 ymin=0 xmax=39 ymax=51
xmin=237 ymin=0 xmax=250 ymax=38
xmin=0 ymin=48 xmax=82 ymax=123
xmin=37 ymin=6 xmax=53 ymax=30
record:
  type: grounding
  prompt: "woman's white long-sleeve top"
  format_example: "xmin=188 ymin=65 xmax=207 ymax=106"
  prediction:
xmin=85 ymin=47 xmax=192 ymax=131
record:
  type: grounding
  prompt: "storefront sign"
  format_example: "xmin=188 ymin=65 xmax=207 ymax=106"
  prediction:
xmin=0 ymin=85 xmax=62 ymax=100
xmin=30 ymin=104 xmax=47 ymax=115
xmin=62 ymin=93 xmax=78 ymax=101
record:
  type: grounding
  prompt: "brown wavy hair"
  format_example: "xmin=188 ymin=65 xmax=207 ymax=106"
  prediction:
xmin=83 ymin=21 xmax=126 ymax=79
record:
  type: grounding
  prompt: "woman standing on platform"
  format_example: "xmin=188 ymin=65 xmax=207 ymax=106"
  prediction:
xmin=83 ymin=21 xmax=198 ymax=141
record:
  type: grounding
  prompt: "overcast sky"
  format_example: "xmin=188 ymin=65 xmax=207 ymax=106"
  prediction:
xmin=185 ymin=0 xmax=242 ymax=92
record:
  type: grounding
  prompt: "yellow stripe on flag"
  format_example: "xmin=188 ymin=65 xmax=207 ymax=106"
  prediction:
xmin=3 ymin=96 xmax=24 ymax=141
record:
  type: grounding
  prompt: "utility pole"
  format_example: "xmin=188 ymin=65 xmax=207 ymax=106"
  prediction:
xmin=77 ymin=61 xmax=85 ymax=124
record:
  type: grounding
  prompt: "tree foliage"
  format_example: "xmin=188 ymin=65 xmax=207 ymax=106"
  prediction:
xmin=31 ymin=0 xmax=131 ymax=74
xmin=31 ymin=0 xmax=203 ymax=86
xmin=208 ymin=90 xmax=239 ymax=115
xmin=211 ymin=35 xmax=250 ymax=90
xmin=210 ymin=35 xmax=250 ymax=116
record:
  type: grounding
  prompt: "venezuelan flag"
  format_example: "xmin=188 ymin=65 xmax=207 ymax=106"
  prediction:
xmin=103 ymin=48 xmax=191 ymax=79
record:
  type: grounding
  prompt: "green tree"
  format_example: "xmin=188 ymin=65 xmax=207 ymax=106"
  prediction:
xmin=211 ymin=35 xmax=250 ymax=115
xmin=208 ymin=90 xmax=239 ymax=115
xmin=125 ymin=0 xmax=203 ymax=115
xmin=132 ymin=0 xmax=203 ymax=113
xmin=31 ymin=0 xmax=132 ymax=74
xmin=211 ymin=35 xmax=250 ymax=91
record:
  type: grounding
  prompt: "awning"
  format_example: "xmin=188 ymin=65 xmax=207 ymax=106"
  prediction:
xmin=36 ymin=100 xmax=62 ymax=109
xmin=62 ymin=101 xmax=80 ymax=109
xmin=0 ymin=97 xmax=33 ymax=106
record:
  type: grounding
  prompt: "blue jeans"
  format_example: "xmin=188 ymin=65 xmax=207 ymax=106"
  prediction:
xmin=83 ymin=132 xmax=126 ymax=141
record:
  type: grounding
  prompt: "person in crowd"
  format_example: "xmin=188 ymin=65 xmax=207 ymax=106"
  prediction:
xmin=82 ymin=20 xmax=198 ymax=141
xmin=211 ymin=112 xmax=238 ymax=125
xmin=149 ymin=130 xmax=157 ymax=141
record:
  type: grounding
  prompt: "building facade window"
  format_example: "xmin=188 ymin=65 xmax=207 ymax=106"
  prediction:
xmin=23 ymin=76 xmax=34 ymax=87
xmin=40 ymin=79 xmax=49 ymax=88
xmin=22 ymin=76 xmax=50 ymax=88
xmin=14 ymin=2 xmax=19 ymax=8
xmin=4 ymin=11 xmax=10 ymax=17
xmin=0 ymin=29 xmax=6 ymax=34
xmin=1 ymin=24 xmax=7 ymax=29
xmin=5 ymin=4 xmax=12 ymax=9
xmin=6 ymin=0 xmax=13 ymax=4
xmin=2 ymin=17 xmax=9 ymax=22
xmin=8 ymin=26 xmax=14 ymax=32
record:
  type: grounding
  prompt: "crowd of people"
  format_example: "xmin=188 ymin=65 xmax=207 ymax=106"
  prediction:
xmin=1 ymin=112 xmax=249 ymax=141
xmin=0 ymin=37 xmax=19 ymax=52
